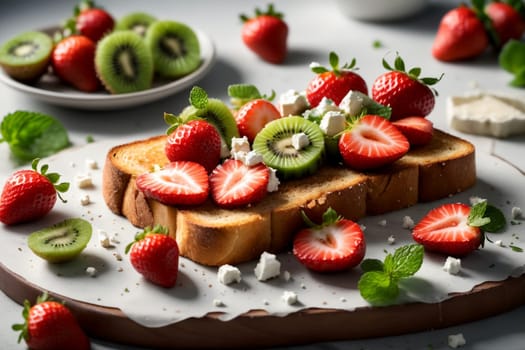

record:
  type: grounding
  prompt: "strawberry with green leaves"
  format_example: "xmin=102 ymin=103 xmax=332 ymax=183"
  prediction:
xmin=240 ymin=4 xmax=288 ymax=64
xmin=306 ymin=51 xmax=368 ymax=108
xmin=64 ymin=0 xmax=115 ymax=43
xmin=371 ymin=55 xmax=442 ymax=121
xmin=412 ymin=201 xmax=506 ymax=257
xmin=293 ymin=208 xmax=366 ymax=272
xmin=431 ymin=1 xmax=490 ymax=61
xmin=126 ymin=225 xmax=179 ymax=288
xmin=52 ymin=35 xmax=99 ymax=92
xmin=136 ymin=161 xmax=209 ymax=206
xmin=338 ymin=114 xmax=410 ymax=170
xmin=164 ymin=113 xmax=222 ymax=173
xmin=209 ymin=159 xmax=269 ymax=208
xmin=0 ymin=158 xmax=69 ymax=225
xmin=12 ymin=292 xmax=90 ymax=350
xmin=486 ymin=0 xmax=525 ymax=48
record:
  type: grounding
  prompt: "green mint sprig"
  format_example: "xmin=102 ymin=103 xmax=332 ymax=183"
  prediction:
xmin=358 ymin=244 xmax=424 ymax=305
xmin=499 ymin=40 xmax=525 ymax=87
xmin=0 ymin=110 xmax=70 ymax=164
xmin=227 ymin=84 xmax=275 ymax=109
xmin=468 ymin=200 xmax=506 ymax=233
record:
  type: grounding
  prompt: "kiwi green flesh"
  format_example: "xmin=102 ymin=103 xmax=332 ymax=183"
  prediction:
xmin=253 ymin=116 xmax=325 ymax=180
xmin=95 ymin=31 xmax=153 ymax=94
xmin=115 ymin=12 xmax=157 ymax=37
xmin=0 ymin=31 xmax=53 ymax=81
xmin=28 ymin=218 xmax=92 ymax=263
xmin=146 ymin=20 xmax=201 ymax=78
xmin=181 ymin=98 xmax=240 ymax=149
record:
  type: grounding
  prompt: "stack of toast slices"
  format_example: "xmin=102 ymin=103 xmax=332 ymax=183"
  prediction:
xmin=102 ymin=129 xmax=476 ymax=266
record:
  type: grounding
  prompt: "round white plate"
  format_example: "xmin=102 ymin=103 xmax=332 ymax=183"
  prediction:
xmin=0 ymin=29 xmax=216 ymax=110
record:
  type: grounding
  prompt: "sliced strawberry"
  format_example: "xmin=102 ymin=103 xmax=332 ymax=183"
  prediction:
xmin=392 ymin=116 xmax=434 ymax=146
xmin=338 ymin=114 xmax=409 ymax=170
xmin=209 ymin=159 xmax=269 ymax=208
xmin=293 ymin=209 xmax=365 ymax=272
xmin=235 ymin=99 xmax=281 ymax=142
xmin=136 ymin=161 xmax=209 ymax=206
xmin=412 ymin=203 xmax=482 ymax=256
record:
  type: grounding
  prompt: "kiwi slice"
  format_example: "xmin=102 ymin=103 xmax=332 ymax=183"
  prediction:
xmin=28 ymin=218 xmax=92 ymax=263
xmin=115 ymin=12 xmax=157 ymax=37
xmin=145 ymin=20 xmax=201 ymax=78
xmin=0 ymin=31 xmax=53 ymax=82
xmin=95 ymin=31 xmax=154 ymax=94
xmin=253 ymin=116 xmax=325 ymax=180
xmin=180 ymin=86 xmax=240 ymax=150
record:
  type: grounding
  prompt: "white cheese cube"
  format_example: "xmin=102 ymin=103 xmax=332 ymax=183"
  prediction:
xmin=85 ymin=159 xmax=98 ymax=170
xmin=319 ymin=111 xmax=346 ymax=136
xmin=85 ymin=266 xmax=97 ymax=277
xmin=231 ymin=136 xmax=251 ymax=154
xmin=75 ymin=173 xmax=93 ymax=189
xmin=79 ymin=194 xmax=91 ymax=206
xmin=254 ymin=251 xmax=281 ymax=281
xmin=279 ymin=89 xmax=309 ymax=116
xmin=402 ymin=215 xmax=415 ymax=229
xmin=217 ymin=264 xmax=242 ymax=285
xmin=267 ymin=167 xmax=280 ymax=192
xmin=447 ymin=333 xmax=466 ymax=348
xmin=339 ymin=90 xmax=368 ymax=116
xmin=291 ymin=132 xmax=310 ymax=151
xmin=243 ymin=151 xmax=263 ymax=166
xmin=98 ymin=230 xmax=111 ymax=248
xmin=281 ymin=290 xmax=298 ymax=305
xmin=511 ymin=206 xmax=522 ymax=220
xmin=443 ymin=256 xmax=461 ymax=275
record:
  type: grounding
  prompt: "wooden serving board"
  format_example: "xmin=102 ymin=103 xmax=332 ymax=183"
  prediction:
xmin=1 ymin=262 xmax=524 ymax=349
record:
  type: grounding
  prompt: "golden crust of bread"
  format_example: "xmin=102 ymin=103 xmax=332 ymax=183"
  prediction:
xmin=102 ymin=129 xmax=476 ymax=266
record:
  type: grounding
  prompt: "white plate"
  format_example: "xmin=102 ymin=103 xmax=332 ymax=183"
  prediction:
xmin=0 ymin=29 xmax=216 ymax=110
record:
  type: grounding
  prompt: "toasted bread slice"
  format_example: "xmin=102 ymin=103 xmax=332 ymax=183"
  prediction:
xmin=102 ymin=129 xmax=476 ymax=266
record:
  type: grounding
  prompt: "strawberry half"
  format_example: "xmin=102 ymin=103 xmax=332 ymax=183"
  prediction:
xmin=412 ymin=203 xmax=483 ymax=257
xmin=293 ymin=208 xmax=366 ymax=272
xmin=209 ymin=159 xmax=269 ymax=208
xmin=392 ymin=116 xmax=434 ymax=146
xmin=13 ymin=293 xmax=90 ymax=350
xmin=126 ymin=225 xmax=179 ymax=288
xmin=371 ymin=54 xmax=442 ymax=121
xmin=240 ymin=4 xmax=288 ymax=64
xmin=164 ymin=115 xmax=222 ymax=173
xmin=136 ymin=161 xmax=209 ymax=206
xmin=235 ymin=99 xmax=281 ymax=143
xmin=306 ymin=51 xmax=368 ymax=108
xmin=0 ymin=159 xmax=69 ymax=225
xmin=338 ymin=114 xmax=409 ymax=170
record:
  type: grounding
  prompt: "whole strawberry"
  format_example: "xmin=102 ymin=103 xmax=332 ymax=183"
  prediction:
xmin=126 ymin=225 xmax=179 ymax=288
xmin=306 ymin=51 xmax=368 ymax=108
xmin=52 ymin=35 xmax=99 ymax=92
xmin=63 ymin=0 xmax=115 ymax=43
xmin=486 ymin=1 xmax=525 ymax=48
xmin=12 ymin=293 xmax=90 ymax=350
xmin=0 ymin=159 xmax=69 ymax=225
xmin=240 ymin=4 xmax=288 ymax=64
xmin=431 ymin=3 xmax=489 ymax=61
xmin=164 ymin=113 xmax=222 ymax=173
xmin=371 ymin=55 xmax=442 ymax=121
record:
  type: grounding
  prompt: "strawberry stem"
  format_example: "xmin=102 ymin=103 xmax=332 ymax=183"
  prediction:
xmin=240 ymin=3 xmax=284 ymax=22
xmin=125 ymin=225 xmax=169 ymax=254
xmin=311 ymin=51 xmax=358 ymax=77
xmin=31 ymin=158 xmax=69 ymax=203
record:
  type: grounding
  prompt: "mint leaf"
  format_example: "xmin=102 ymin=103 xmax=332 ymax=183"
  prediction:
xmin=227 ymin=84 xmax=262 ymax=100
xmin=499 ymin=40 xmax=525 ymax=87
xmin=0 ymin=111 xmax=70 ymax=163
xmin=360 ymin=258 xmax=384 ymax=272
xmin=468 ymin=200 xmax=491 ymax=227
xmin=189 ymin=86 xmax=208 ymax=110
xmin=391 ymin=244 xmax=424 ymax=279
xmin=358 ymin=271 xmax=399 ymax=305
xmin=481 ymin=204 xmax=506 ymax=233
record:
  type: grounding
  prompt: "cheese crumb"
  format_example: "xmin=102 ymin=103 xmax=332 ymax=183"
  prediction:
xmin=213 ymin=299 xmax=225 ymax=307
xmin=448 ymin=333 xmax=466 ymax=348
xmin=319 ymin=111 xmax=346 ymax=136
xmin=243 ymin=150 xmax=263 ymax=166
xmin=443 ymin=256 xmax=461 ymax=275
xmin=85 ymin=159 xmax=98 ymax=170
xmin=402 ymin=215 xmax=415 ymax=229
xmin=291 ymin=132 xmax=310 ymax=151
xmin=281 ymin=290 xmax=298 ymax=305
xmin=511 ymin=206 xmax=522 ymax=220
xmin=387 ymin=235 xmax=396 ymax=245
xmin=279 ymin=89 xmax=308 ymax=116
xmin=469 ymin=196 xmax=486 ymax=205
xmin=75 ymin=173 xmax=93 ymax=189
xmin=85 ymin=266 xmax=97 ymax=277
xmin=254 ymin=252 xmax=281 ymax=281
xmin=282 ymin=270 xmax=291 ymax=281
xmin=98 ymin=230 xmax=111 ymax=248
xmin=79 ymin=194 xmax=91 ymax=206
xmin=378 ymin=219 xmax=387 ymax=227
xmin=217 ymin=264 xmax=242 ymax=285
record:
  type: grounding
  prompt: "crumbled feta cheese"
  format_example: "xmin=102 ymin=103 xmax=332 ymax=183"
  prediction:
xmin=387 ymin=235 xmax=396 ymax=245
xmin=110 ymin=235 xmax=120 ymax=244
xmin=303 ymin=97 xmax=340 ymax=120
xmin=231 ymin=136 xmax=251 ymax=154
xmin=282 ymin=270 xmax=291 ymax=281
xmin=254 ymin=252 xmax=281 ymax=281
xmin=339 ymin=90 xmax=369 ymax=116
xmin=281 ymin=290 xmax=298 ymax=305
xmin=217 ymin=264 xmax=242 ymax=285
xmin=266 ymin=168 xmax=280 ymax=192
xmin=443 ymin=256 xmax=461 ymax=275
xmin=512 ymin=206 xmax=522 ymax=220
xmin=85 ymin=159 xmax=98 ymax=170
xmin=80 ymin=194 xmax=91 ymax=206
xmin=243 ymin=151 xmax=263 ymax=166
xmin=85 ymin=266 xmax=97 ymax=277
xmin=279 ymin=89 xmax=309 ymax=116
xmin=291 ymin=132 xmax=310 ymax=151
xmin=402 ymin=215 xmax=415 ymax=229
xmin=75 ymin=173 xmax=93 ymax=189
xmin=494 ymin=240 xmax=503 ymax=247
xmin=98 ymin=230 xmax=111 ymax=248
xmin=378 ymin=219 xmax=387 ymax=227
xmin=469 ymin=196 xmax=486 ymax=205
xmin=447 ymin=333 xmax=466 ymax=348
xmin=113 ymin=253 xmax=123 ymax=261
xmin=319 ymin=111 xmax=346 ymax=136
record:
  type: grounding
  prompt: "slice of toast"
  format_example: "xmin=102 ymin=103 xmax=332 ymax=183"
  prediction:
xmin=102 ymin=129 xmax=476 ymax=266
